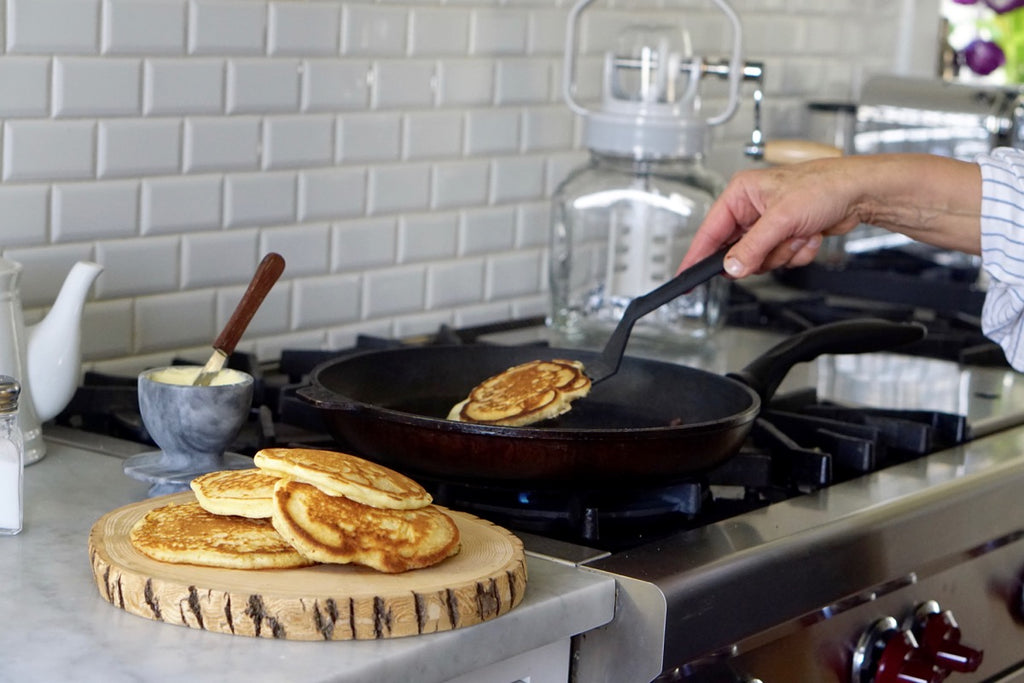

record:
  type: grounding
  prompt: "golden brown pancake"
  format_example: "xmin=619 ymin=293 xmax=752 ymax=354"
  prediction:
xmin=190 ymin=468 xmax=279 ymax=519
xmin=253 ymin=448 xmax=432 ymax=510
xmin=271 ymin=479 xmax=460 ymax=573
xmin=448 ymin=358 xmax=591 ymax=426
xmin=129 ymin=501 xmax=315 ymax=570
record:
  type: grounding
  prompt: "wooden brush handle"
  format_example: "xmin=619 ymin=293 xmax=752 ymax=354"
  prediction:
xmin=213 ymin=252 xmax=286 ymax=355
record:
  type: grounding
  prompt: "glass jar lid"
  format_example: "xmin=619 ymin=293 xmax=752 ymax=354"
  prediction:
xmin=0 ymin=376 xmax=20 ymax=413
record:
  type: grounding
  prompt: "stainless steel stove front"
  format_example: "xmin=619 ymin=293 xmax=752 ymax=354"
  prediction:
xmin=563 ymin=425 xmax=1024 ymax=683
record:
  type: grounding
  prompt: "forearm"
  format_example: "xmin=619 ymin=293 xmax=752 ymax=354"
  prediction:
xmin=851 ymin=154 xmax=982 ymax=255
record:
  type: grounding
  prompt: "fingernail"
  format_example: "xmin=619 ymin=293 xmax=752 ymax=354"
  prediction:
xmin=807 ymin=234 xmax=823 ymax=248
xmin=724 ymin=257 xmax=744 ymax=276
xmin=789 ymin=238 xmax=807 ymax=252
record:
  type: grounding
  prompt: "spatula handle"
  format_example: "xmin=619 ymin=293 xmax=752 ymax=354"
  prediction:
xmin=213 ymin=252 xmax=286 ymax=355
xmin=589 ymin=247 xmax=728 ymax=383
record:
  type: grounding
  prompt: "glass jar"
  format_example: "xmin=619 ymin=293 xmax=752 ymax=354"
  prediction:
xmin=549 ymin=151 xmax=727 ymax=346
xmin=0 ymin=376 xmax=23 ymax=536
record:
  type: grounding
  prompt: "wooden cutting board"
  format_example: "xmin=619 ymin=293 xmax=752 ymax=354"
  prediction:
xmin=89 ymin=492 xmax=527 ymax=640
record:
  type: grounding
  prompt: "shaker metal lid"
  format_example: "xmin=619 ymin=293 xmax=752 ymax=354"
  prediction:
xmin=0 ymin=375 xmax=20 ymax=413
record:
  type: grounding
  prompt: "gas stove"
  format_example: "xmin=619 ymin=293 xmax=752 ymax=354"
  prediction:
xmin=54 ymin=256 xmax=1024 ymax=682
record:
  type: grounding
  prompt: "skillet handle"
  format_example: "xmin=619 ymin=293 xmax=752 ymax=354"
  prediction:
xmin=727 ymin=319 xmax=927 ymax=404
xmin=296 ymin=383 xmax=359 ymax=411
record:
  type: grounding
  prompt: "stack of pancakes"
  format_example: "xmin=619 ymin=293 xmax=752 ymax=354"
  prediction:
xmin=448 ymin=358 xmax=591 ymax=426
xmin=129 ymin=448 xmax=460 ymax=574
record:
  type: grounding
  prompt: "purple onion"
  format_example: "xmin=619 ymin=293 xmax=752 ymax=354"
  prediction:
xmin=984 ymin=0 xmax=1024 ymax=12
xmin=963 ymin=38 xmax=1006 ymax=74
xmin=951 ymin=0 xmax=978 ymax=4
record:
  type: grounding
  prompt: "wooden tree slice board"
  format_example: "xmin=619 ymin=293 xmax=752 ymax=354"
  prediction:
xmin=89 ymin=492 xmax=527 ymax=641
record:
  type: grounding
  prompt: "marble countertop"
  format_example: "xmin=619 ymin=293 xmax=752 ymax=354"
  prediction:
xmin=0 ymin=434 xmax=616 ymax=683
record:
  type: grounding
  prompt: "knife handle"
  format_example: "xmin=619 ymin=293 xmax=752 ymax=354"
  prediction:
xmin=213 ymin=252 xmax=286 ymax=355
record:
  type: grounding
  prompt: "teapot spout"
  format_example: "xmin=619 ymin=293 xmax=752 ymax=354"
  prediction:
xmin=27 ymin=261 xmax=103 ymax=421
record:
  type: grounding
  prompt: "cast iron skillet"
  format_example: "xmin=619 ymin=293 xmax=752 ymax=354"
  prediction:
xmin=297 ymin=318 xmax=926 ymax=487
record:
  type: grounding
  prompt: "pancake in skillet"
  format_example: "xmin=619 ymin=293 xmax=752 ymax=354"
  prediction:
xmin=253 ymin=447 xmax=432 ymax=510
xmin=190 ymin=468 xmax=279 ymax=519
xmin=270 ymin=479 xmax=460 ymax=573
xmin=448 ymin=358 xmax=591 ymax=427
xmin=129 ymin=500 xmax=314 ymax=570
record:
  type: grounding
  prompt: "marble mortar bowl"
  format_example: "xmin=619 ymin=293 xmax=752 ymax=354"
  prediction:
xmin=137 ymin=366 xmax=254 ymax=472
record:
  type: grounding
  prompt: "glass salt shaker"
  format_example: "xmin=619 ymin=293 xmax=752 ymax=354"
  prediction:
xmin=0 ymin=376 xmax=23 ymax=536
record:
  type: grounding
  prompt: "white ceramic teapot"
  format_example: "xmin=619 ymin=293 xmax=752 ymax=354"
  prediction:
xmin=0 ymin=258 xmax=103 ymax=463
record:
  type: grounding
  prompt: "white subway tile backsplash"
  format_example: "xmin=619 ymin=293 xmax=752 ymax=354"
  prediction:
xmin=465 ymin=109 xmax=520 ymax=155
xmin=511 ymin=294 xmax=548 ymax=320
xmin=470 ymin=9 xmax=528 ymax=55
xmin=0 ymin=186 xmax=49 ymax=248
xmin=52 ymin=180 xmax=139 ymax=242
xmin=452 ymin=301 xmax=514 ymax=329
xmin=522 ymin=106 xmax=574 ymax=151
xmin=188 ymin=0 xmax=267 ymax=56
xmin=301 ymin=59 xmax=371 ymax=112
xmin=546 ymin=150 xmax=587 ymax=195
xmin=53 ymin=57 xmax=141 ymax=117
xmin=226 ymin=59 xmax=301 ymax=114
xmin=363 ymin=266 xmax=425 ymax=317
xmin=224 ymin=171 xmax=297 ymax=228
xmin=141 ymin=175 xmax=222 ymax=234
xmin=372 ymin=60 xmax=437 ymax=109
xmin=80 ymin=299 xmax=134 ymax=359
xmin=263 ymin=114 xmax=334 ymax=170
xmin=0 ymin=0 xmax=912 ymax=367
xmin=408 ymin=9 xmax=470 ymax=57
xmin=397 ymin=212 xmax=458 ymax=263
xmin=0 ymin=58 xmax=50 ymax=117
xmin=392 ymin=310 xmax=455 ymax=338
xmin=461 ymin=206 xmax=515 ymax=255
xmin=487 ymin=250 xmax=542 ymax=299
xmin=437 ymin=60 xmax=494 ymax=106
xmin=183 ymin=116 xmax=261 ymax=173
xmin=403 ymin=111 xmax=463 ymax=160
xmin=293 ymin=273 xmax=362 ymax=328
xmin=3 ymin=242 xmax=96 ymax=307
xmin=268 ymin=2 xmax=340 ymax=57
xmin=342 ymin=5 xmax=408 ymax=56
xmin=491 ymin=155 xmax=546 ymax=203
xmin=3 ymin=120 xmax=96 ymax=182
xmin=102 ymin=0 xmax=186 ymax=55
xmin=427 ymin=259 xmax=485 ymax=308
xmin=516 ymin=201 xmax=550 ymax=249
xmin=134 ymin=289 xmax=215 ymax=353
xmin=368 ymin=163 xmax=431 ymax=215
xmin=527 ymin=9 xmax=567 ymax=55
xmin=181 ymin=229 xmax=259 ymax=288
xmin=432 ymin=159 xmax=489 ymax=209
xmin=298 ymin=167 xmax=366 ymax=221
xmin=7 ymin=0 xmax=100 ymax=54
xmin=260 ymin=222 xmax=330 ymax=277
xmin=94 ymin=235 xmax=179 ymax=298
xmin=338 ymin=112 xmax=402 ymax=162
xmin=144 ymin=58 xmax=225 ymax=115
xmin=495 ymin=59 xmax=551 ymax=105
xmin=331 ymin=217 xmax=396 ymax=272
xmin=99 ymin=119 xmax=182 ymax=178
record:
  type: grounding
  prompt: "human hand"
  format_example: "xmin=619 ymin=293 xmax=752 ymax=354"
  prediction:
xmin=679 ymin=159 xmax=863 ymax=278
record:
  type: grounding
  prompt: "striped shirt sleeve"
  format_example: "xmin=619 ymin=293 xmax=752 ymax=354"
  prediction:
xmin=979 ymin=147 xmax=1024 ymax=370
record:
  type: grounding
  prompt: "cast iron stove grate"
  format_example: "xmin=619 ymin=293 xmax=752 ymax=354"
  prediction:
xmin=55 ymin=318 xmax=969 ymax=551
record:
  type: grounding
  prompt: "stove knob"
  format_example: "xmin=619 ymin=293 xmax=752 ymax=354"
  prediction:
xmin=913 ymin=602 xmax=983 ymax=674
xmin=852 ymin=616 xmax=945 ymax=683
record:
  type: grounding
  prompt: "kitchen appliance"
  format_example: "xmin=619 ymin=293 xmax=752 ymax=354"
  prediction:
xmin=549 ymin=0 xmax=744 ymax=345
xmin=54 ymin=268 xmax=1024 ymax=682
